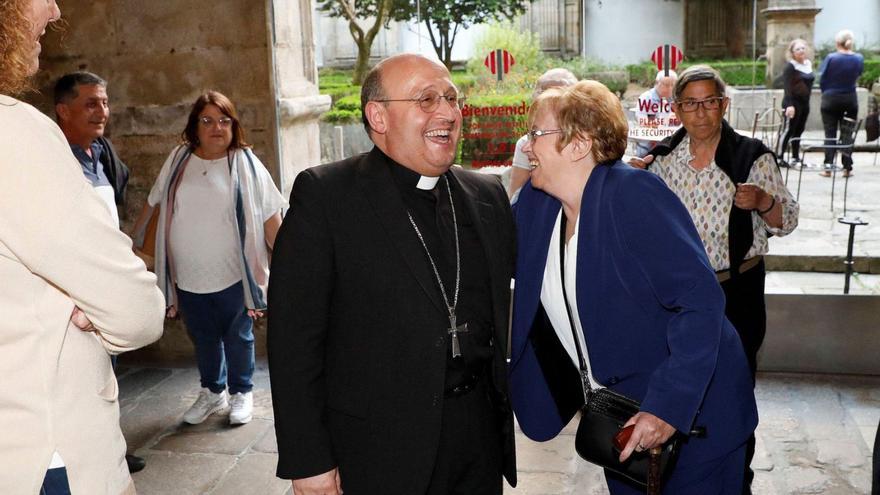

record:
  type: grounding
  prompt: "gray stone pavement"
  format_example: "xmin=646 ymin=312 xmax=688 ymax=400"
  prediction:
xmin=766 ymin=135 xmax=880 ymax=274
xmin=118 ymin=133 xmax=880 ymax=493
xmin=118 ymin=363 xmax=879 ymax=495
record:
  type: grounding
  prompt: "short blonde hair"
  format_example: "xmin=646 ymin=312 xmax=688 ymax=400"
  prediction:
xmin=528 ymin=80 xmax=628 ymax=164
xmin=532 ymin=68 xmax=578 ymax=100
xmin=835 ymin=29 xmax=855 ymax=50
xmin=786 ymin=38 xmax=811 ymax=60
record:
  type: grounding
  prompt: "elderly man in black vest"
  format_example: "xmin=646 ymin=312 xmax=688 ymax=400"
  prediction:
xmin=630 ymin=64 xmax=799 ymax=495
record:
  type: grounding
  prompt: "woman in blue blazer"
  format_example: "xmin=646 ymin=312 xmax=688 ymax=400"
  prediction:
xmin=509 ymin=80 xmax=758 ymax=494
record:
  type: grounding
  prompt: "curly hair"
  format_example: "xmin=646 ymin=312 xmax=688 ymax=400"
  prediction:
xmin=0 ymin=0 xmax=34 ymax=96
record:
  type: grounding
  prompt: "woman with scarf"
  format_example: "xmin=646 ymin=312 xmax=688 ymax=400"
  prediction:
xmin=779 ymin=39 xmax=815 ymax=168
xmin=134 ymin=91 xmax=286 ymax=427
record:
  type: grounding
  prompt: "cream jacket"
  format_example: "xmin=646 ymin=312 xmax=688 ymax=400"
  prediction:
xmin=0 ymin=96 xmax=165 ymax=494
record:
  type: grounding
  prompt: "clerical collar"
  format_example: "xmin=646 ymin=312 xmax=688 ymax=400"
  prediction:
xmin=416 ymin=175 xmax=440 ymax=190
xmin=385 ymin=152 xmax=444 ymax=191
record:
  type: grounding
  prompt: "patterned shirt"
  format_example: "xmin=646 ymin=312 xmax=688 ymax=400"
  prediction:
xmin=650 ymin=135 xmax=799 ymax=271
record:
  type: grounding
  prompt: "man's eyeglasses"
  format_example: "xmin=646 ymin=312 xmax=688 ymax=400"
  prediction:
xmin=675 ymin=97 xmax=725 ymax=113
xmin=527 ymin=129 xmax=562 ymax=142
xmin=199 ymin=116 xmax=233 ymax=128
xmin=373 ymin=91 xmax=464 ymax=113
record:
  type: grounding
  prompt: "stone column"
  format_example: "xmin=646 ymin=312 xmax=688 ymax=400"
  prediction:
xmin=762 ymin=0 xmax=821 ymax=86
xmin=269 ymin=0 xmax=332 ymax=198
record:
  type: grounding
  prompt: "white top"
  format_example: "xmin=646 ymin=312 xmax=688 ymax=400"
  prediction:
xmin=511 ymin=134 xmax=530 ymax=170
xmin=540 ymin=211 xmax=603 ymax=389
xmin=94 ymin=184 xmax=119 ymax=227
xmin=165 ymin=155 xmax=242 ymax=293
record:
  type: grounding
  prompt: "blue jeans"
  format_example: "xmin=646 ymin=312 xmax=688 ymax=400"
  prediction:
xmin=40 ymin=467 xmax=71 ymax=495
xmin=177 ymin=282 xmax=255 ymax=394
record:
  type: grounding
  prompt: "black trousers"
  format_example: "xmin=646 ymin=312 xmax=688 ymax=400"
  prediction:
xmin=425 ymin=380 xmax=503 ymax=495
xmin=820 ymin=93 xmax=858 ymax=170
xmin=719 ymin=260 xmax=766 ymax=495
xmin=781 ymin=100 xmax=810 ymax=160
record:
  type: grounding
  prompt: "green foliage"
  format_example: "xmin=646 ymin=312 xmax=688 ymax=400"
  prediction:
xmin=403 ymin=2 xmax=531 ymax=67
xmin=627 ymin=60 xmax=768 ymax=87
xmin=451 ymin=70 xmax=478 ymax=92
xmin=466 ymin=21 xmax=543 ymax=78
xmin=334 ymin=94 xmax=361 ymax=112
xmin=315 ymin=0 xmax=410 ymax=24
xmin=321 ymin=108 xmax=362 ymax=125
xmin=862 ymin=59 xmax=880 ymax=87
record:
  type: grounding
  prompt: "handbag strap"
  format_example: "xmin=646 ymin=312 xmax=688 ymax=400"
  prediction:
xmin=558 ymin=213 xmax=593 ymax=403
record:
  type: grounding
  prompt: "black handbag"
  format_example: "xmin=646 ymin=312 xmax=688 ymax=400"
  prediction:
xmin=557 ymin=215 xmax=681 ymax=488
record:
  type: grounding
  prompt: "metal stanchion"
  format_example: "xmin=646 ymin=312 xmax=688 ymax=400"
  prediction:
xmin=837 ymin=216 xmax=869 ymax=294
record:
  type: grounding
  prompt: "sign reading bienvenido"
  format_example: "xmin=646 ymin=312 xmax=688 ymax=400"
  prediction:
xmin=461 ymin=100 xmax=528 ymax=168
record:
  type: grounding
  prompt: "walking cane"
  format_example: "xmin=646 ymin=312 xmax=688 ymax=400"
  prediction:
xmin=613 ymin=426 xmax=664 ymax=495
xmin=647 ymin=446 xmax=663 ymax=495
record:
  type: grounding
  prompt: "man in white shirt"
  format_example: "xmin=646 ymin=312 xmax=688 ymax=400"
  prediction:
xmin=54 ymin=71 xmax=145 ymax=475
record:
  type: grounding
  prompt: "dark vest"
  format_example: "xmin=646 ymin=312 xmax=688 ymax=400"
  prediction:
xmin=650 ymin=120 xmax=775 ymax=277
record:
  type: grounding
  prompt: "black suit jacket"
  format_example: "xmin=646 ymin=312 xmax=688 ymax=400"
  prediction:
xmin=268 ymin=148 xmax=517 ymax=494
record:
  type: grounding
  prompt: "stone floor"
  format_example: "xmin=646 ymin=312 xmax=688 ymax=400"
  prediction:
xmin=118 ymin=363 xmax=879 ymax=495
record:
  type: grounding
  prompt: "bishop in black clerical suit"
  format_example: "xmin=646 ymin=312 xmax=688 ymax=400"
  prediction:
xmin=268 ymin=54 xmax=517 ymax=495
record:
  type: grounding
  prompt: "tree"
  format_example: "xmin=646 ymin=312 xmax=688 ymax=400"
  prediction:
xmin=317 ymin=0 xmax=409 ymax=85
xmin=405 ymin=0 xmax=532 ymax=70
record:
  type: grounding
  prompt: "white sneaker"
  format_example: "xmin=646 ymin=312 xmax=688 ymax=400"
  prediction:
xmin=229 ymin=391 xmax=253 ymax=425
xmin=183 ymin=388 xmax=228 ymax=425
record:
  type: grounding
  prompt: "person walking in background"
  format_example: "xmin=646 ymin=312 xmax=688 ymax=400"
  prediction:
xmin=779 ymin=39 xmax=815 ymax=168
xmin=133 ymin=91 xmax=286 ymax=427
xmin=0 ymin=1 xmax=165 ymax=493
xmin=54 ymin=70 xmax=149 ymax=475
xmin=818 ymin=29 xmax=864 ymax=177
xmin=508 ymin=68 xmax=578 ymax=202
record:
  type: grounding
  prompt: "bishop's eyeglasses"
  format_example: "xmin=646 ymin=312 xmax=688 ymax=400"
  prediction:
xmin=373 ymin=90 xmax=465 ymax=113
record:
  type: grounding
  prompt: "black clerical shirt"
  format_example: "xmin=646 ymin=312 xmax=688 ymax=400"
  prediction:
xmin=387 ymin=159 xmax=494 ymax=392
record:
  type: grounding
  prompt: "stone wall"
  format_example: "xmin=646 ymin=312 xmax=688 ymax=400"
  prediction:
xmin=28 ymin=0 xmax=277 ymax=225
xmin=24 ymin=0 xmax=328 ymax=364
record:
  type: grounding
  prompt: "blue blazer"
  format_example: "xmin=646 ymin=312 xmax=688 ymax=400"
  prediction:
xmin=509 ymin=161 xmax=758 ymax=463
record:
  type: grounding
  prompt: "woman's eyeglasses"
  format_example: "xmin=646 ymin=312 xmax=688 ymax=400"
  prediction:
xmin=527 ymin=129 xmax=562 ymax=142
xmin=199 ymin=116 xmax=233 ymax=128
xmin=373 ymin=91 xmax=464 ymax=113
xmin=675 ymin=97 xmax=725 ymax=113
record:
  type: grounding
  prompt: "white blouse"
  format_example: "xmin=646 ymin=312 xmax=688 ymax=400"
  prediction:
xmin=540 ymin=210 xmax=604 ymax=390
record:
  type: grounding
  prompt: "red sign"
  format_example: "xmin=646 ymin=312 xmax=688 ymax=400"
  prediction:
xmin=484 ymin=49 xmax=515 ymax=81
xmin=651 ymin=44 xmax=683 ymax=74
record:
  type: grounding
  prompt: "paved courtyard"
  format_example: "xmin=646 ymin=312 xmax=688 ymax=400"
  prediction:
xmin=118 ymin=364 xmax=879 ymax=495
xmin=119 ymin=149 xmax=880 ymax=494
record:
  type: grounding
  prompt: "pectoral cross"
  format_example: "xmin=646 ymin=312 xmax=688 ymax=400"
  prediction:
xmin=447 ymin=311 xmax=469 ymax=359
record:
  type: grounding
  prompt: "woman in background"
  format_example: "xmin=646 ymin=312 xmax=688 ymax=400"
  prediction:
xmin=779 ymin=38 xmax=815 ymax=167
xmin=818 ymin=29 xmax=864 ymax=177
xmin=134 ymin=91 xmax=286 ymax=427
